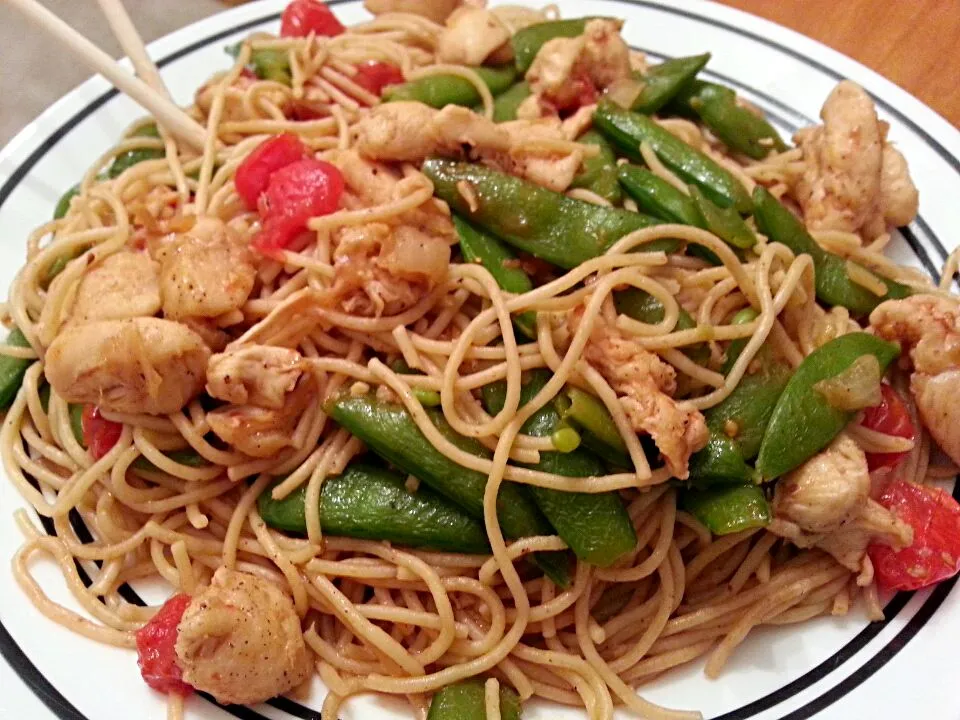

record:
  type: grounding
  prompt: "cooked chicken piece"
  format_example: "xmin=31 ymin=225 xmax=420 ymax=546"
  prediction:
xmin=582 ymin=317 xmax=708 ymax=478
xmin=525 ymin=19 xmax=630 ymax=111
xmin=879 ymin=144 xmax=920 ymax=227
xmin=45 ymin=317 xmax=210 ymax=415
xmin=157 ymin=217 xmax=256 ymax=322
xmin=207 ymin=346 xmax=305 ymax=409
xmin=770 ymin=434 xmax=912 ymax=578
xmin=871 ymin=294 xmax=960 ymax=464
xmin=773 ymin=434 xmax=870 ymax=534
xmin=175 ymin=568 xmax=312 ymax=706
xmin=363 ymin=0 xmax=462 ymax=24
xmin=181 ymin=317 xmax=231 ymax=353
xmin=793 ymin=80 xmax=919 ymax=238
xmin=437 ymin=7 xmax=512 ymax=66
xmin=207 ymin=375 xmax=314 ymax=458
xmin=353 ymin=103 xmax=584 ymax=192
xmin=68 ymin=251 xmax=161 ymax=325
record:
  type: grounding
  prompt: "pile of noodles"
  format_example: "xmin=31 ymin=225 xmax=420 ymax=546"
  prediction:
xmin=2 ymin=8 xmax=958 ymax=720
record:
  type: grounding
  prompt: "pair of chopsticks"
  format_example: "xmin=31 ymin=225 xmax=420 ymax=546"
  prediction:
xmin=9 ymin=0 xmax=208 ymax=150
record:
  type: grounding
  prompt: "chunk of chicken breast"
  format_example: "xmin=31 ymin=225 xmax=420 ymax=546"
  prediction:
xmin=207 ymin=346 xmax=306 ymax=409
xmin=68 ymin=251 xmax=161 ymax=325
xmin=525 ymin=19 xmax=631 ymax=111
xmin=363 ymin=0 xmax=462 ymax=24
xmin=207 ymin=374 xmax=314 ymax=458
xmin=793 ymin=80 xmax=919 ymax=238
xmin=353 ymin=102 xmax=584 ymax=192
xmin=175 ymin=568 xmax=312 ymax=706
xmin=871 ymin=294 xmax=960 ymax=465
xmin=157 ymin=217 xmax=256 ymax=321
xmin=770 ymin=434 xmax=912 ymax=578
xmin=582 ymin=318 xmax=709 ymax=478
xmin=45 ymin=317 xmax=210 ymax=415
xmin=437 ymin=7 xmax=511 ymax=66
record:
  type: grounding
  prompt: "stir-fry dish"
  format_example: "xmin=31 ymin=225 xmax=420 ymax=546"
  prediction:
xmin=5 ymin=1 xmax=960 ymax=718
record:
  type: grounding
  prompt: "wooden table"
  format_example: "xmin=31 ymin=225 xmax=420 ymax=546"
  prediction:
xmin=719 ymin=0 xmax=960 ymax=128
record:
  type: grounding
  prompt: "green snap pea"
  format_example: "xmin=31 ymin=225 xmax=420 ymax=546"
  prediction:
xmin=672 ymin=81 xmax=788 ymax=159
xmin=720 ymin=307 xmax=759 ymax=375
xmin=454 ymin=215 xmax=537 ymax=339
xmin=258 ymin=462 xmax=490 ymax=554
xmin=569 ymin=130 xmax=623 ymax=205
xmin=492 ymin=81 xmax=532 ymax=122
xmin=387 ymin=359 xmax=445 ymax=407
xmin=69 ymin=403 xmax=84 ymax=445
xmin=326 ymin=394 xmax=569 ymax=585
xmin=482 ymin=371 xmax=636 ymax=568
xmin=384 ymin=66 xmax=517 ymax=109
xmin=631 ymin=53 xmax=711 ymax=114
xmin=618 ymin=164 xmax=700 ymax=226
xmin=512 ymin=18 xmax=604 ymax=72
xmin=0 ymin=328 xmax=34 ymax=410
xmin=594 ymin=98 xmax=753 ymax=213
xmin=39 ymin=383 xmax=51 ymax=414
xmin=560 ymin=387 xmax=631 ymax=468
xmin=755 ymin=332 xmax=900 ymax=480
xmin=614 ymin=287 xmax=709 ymax=365
xmin=688 ymin=359 xmax=791 ymax=486
xmin=752 ymin=186 xmax=912 ymax=315
xmin=427 ymin=680 xmax=522 ymax=720
xmin=53 ymin=185 xmax=80 ymax=221
xmin=689 ymin=185 xmax=757 ymax=250
xmin=424 ymin=159 xmax=677 ymax=270
xmin=227 ymin=42 xmax=291 ymax=85
xmin=132 ymin=449 xmax=209 ymax=473
xmin=682 ymin=484 xmax=770 ymax=535
xmin=107 ymin=123 xmax=164 ymax=179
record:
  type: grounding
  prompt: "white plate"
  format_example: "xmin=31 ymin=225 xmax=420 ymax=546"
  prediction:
xmin=1 ymin=1 xmax=959 ymax=719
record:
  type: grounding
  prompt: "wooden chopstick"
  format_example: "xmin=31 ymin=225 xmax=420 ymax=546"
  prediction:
xmin=8 ymin=0 xmax=207 ymax=150
xmin=94 ymin=0 xmax=170 ymax=98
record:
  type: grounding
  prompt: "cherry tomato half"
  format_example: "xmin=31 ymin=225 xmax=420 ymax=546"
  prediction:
xmin=280 ymin=0 xmax=345 ymax=38
xmin=136 ymin=593 xmax=193 ymax=696
xmin=81 ymin=405 xmax=123 ymax=460
xmin=869 ymin=480 xmax=960 ymax=592
xmin=234 ymin=133 xmax=308 ymax=211
xmin=861 ymin=383 xmax=916 ymax=471
xmin=351 ymin=61 xmax=405 ymax=96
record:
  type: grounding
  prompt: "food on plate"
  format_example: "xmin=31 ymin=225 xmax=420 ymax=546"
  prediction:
xmin=5 ymin=1 xmax=958 ymax=719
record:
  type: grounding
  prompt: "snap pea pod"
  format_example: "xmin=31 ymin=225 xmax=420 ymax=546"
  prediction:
xmin=492 ymin=81 xmax=532 ymax=122
xmin=560 ymin=387 xmax=631 ymax=468
xmin=258 ymin=462 xmax=490 ymax=554
xmin=681 ymin=484 xmax=770 ymax=535
xmin=326 ymin=394 xmax=569 ymax=585
xmin=512 ymin=18 xmax=602 ymax=72
xmin=688 ymin=359 xmax=792 ymax=486
xmin=108 ymin=124 xmax=164 ymax=179
xmin=613 ymin=287 xmax=709 ymax=365
xmin=427 ymin=680 xmax=522 ymax=720
xmin=752 ymin=186 xmax=912 ymax=315
xmin=618 ymin=164 xmax=700 ymax=226
xmin=384 ymin=66 xmax=517 ymax=109
xmin=482 ymin=371 xmax=636 ymax=568
xmin=570 ymin=130 xmax=623 ymax=205
xmin=688 ymin=185 xmax=757 ymax=250
xmin=227 ymin=42 xmax=292 ymax=85
xmin=672 ymin=81 xmax=787 ymax=160
xmin=387 ymin=359 xmax=444 ymax=407
xmin=453 ymin=215 xmax=537 ymax=339
xmin=720 ymin=307 xmax=759 ymax=375
xmin=423 ymin=159 xmax=676 ymax=270
xmin=53 ymin=185 xmax=80 ymax=221
xmin=69 ymin=403 xmax=84 ymax=445
xmin=755 ymin=332 xmax=900 ymax=480
xmin=0 ymin=328 xmax=34 ymax=410
xmin=631 ymin=53 xmax=711 ymax=114
xmin=594 ymin=99 xmax=753 ymax=214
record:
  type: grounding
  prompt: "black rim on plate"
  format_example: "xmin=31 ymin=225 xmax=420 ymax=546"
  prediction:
xmin=0 ymin=2 xmax=956 ymax=719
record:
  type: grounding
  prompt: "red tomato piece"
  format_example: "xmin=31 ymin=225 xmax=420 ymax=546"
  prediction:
xmin=351 ymin=61 xmax=405 ymax=96
xmin=861 ymin=384 xmax=916 ymax=471
xmin=234 ymin=133 xmax=308 ymax=211
xmin=136 ymin=594 xmax=193 ymax=696
xmin=81 ymin=405 xmax=123 ymax=460
xmin=869 ymin=480 xmax=960 ymax=591
xmin=280 ymin=0 xmax=345 ymax=38
xmin=252 ymin=158 xmax=344 ymax=256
